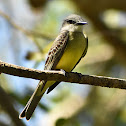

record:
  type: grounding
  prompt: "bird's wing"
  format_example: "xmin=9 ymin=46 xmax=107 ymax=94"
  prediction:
xmin=44 ymin=30 xmax=69 ymax=70
xmin=44 ymin=31 xmax=69 ymax=94
xmin=46 ymin=81 xmax=60 ymax=94
xmin=81 ymin=37 xmax=88 ymax=57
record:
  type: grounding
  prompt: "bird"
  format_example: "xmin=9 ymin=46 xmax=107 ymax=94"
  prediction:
xmin=19 ymin=14 xmax=88 ymax=120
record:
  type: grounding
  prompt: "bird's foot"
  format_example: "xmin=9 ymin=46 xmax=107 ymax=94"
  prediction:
xmin=59 ymin=69 xmax=66 ymax=76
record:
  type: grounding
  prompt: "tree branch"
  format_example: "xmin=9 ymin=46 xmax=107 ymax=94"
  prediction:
xmin=0 ymin=10 xmax=54 ymax=40
xmin=0 ymin=60 xmax=126 ymax=89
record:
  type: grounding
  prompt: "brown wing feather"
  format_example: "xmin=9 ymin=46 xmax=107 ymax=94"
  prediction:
xmin=44 ymin=30 xmax=69 ymax=70
xmin=44 ymin=30 xmax=69 ymax=94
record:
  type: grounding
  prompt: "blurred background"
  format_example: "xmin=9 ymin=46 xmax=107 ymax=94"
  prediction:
xmin=0 ymin=0 xmax=126 ymax=126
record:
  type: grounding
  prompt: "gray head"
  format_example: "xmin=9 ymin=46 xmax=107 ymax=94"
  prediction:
xmin=61 ymin=14 xmax=87 ymax=32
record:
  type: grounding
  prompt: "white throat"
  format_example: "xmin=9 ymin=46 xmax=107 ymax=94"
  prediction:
xmin=61 ymin=24 xmax=84 ymax=32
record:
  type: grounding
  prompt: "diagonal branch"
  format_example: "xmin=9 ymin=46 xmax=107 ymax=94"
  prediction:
xmin=0 ymin=86 xmax=25 ymax=126
xmin=0 ymin=10 xmax=54 ymax=40
xmin=0 ymin=60 xmax=126 ymax=89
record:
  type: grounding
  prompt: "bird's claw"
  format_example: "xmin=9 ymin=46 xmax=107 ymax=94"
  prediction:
xmin=59 ymin=69 xmax=66 ymax=76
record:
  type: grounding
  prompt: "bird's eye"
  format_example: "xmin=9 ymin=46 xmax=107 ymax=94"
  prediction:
xmin=67 ymin=20 xmax=76 ymax=24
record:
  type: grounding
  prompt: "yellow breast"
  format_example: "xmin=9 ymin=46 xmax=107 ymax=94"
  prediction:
xmin=56 ymin=32 xmax=87 ymax=72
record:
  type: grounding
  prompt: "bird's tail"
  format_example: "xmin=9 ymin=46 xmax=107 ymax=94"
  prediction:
xmin=19 ymin=80 xmax=46 ymax=120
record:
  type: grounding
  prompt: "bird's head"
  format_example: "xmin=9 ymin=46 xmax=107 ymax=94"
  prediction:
xmin=61 ymin=14 xmax=87 ymax=32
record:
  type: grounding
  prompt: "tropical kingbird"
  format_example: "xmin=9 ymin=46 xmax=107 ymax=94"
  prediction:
xmin=19 ymin=14 xmax=88 ymax=120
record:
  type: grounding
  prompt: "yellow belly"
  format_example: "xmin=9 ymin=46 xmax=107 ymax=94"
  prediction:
xmin=42 ymin=32 xmax=87 ymax=93
xmin=56 ymin=32 xmax=87 ymax=72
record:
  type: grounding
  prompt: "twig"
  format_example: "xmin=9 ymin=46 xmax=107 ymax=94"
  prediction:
xmin=0 ymin=10 xmax=54 ymax=40
xmin=0 ymin=60 xmax=126 ymax=89
xmin=0 ymin=86 xmax=25 ymax=126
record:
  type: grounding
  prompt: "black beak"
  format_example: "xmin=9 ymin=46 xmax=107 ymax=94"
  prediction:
xmin=76 ymin=21 xmax=88 ymax=25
